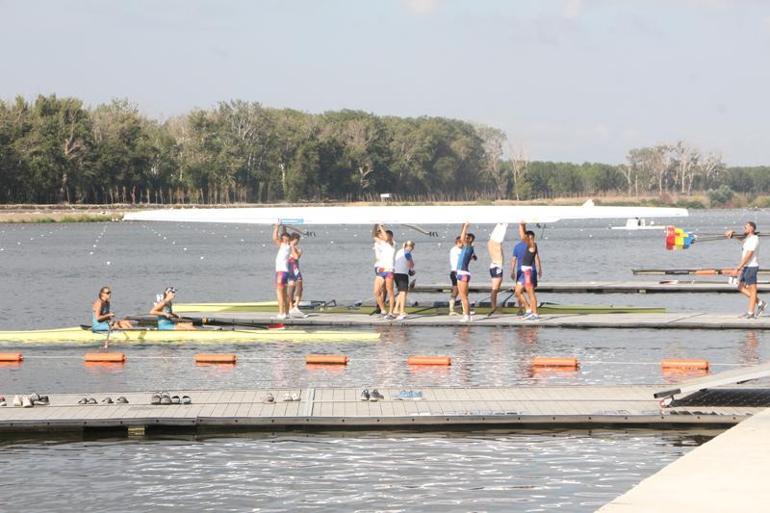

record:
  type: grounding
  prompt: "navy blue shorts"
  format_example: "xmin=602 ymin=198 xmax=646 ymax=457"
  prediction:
xmin=489 ymin=265 xmax=503 ymax=279
xmin=449 ymin=271 xmax=458 ymax=287
xmin=515 ymin=269 xmax=538 ymax=289
xmin=741 ymin=266 xmax=758 ymax=286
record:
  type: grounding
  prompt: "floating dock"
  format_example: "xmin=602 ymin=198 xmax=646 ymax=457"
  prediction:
xmin=0 ymin=384 xmax=764 ymax=435
xmin=597 ymin=406 xmax=770 ymax=513
xmin=187 ymin=311 xmax=770 ymax=330
xmin=412 ymin=281 xmax=770 ymax=294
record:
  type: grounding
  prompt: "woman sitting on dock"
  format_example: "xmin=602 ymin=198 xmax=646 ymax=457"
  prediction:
xmin=150 ymin=287 xmax=194 ymax=330
xmin=91 ymin=286 xmax=134 ymax=332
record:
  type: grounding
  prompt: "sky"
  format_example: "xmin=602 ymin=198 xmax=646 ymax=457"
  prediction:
xmin=1 ymin=0 xmax=769 ymax=165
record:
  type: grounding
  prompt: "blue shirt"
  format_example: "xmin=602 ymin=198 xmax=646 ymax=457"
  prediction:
xmin=456 ymin=245 xmax=475 ymax=272
xmin=513 ymin=241 xmax=537 ymax=273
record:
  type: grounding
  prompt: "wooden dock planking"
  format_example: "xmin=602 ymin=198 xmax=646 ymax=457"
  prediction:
xmin=0 ymin=385 xmax=761 ymax=434
xmin=179 ymin=311 xmax=770 ymax=330
xmin=411 ymin=281 xmax=770 ymax=294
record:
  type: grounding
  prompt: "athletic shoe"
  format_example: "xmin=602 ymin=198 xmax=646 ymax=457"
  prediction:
xmin=263 ymin=393 xmax=274 ymax=403
xmin=116 ymin=396 xmax=129 ymax=404
xmin=396 ymin=314 xmax=407 ymax=321
xmin=461 ymin=315 xmax=471 ymax=322
xmin=290 ymin=307 xmax=307 ymax=318
xmin=526 ymin=314 xmax=541 ymax=321
xmin=448 ymin=311 xmax=459 ymax=316
xmin=78 ymin=397 xmax=90 ymax=405
xmin=171 ymin=395 xmax=181 ymax=405
xmin=12 ymin=395 xmax=22 ymax=407
xmin=276 ymin=313 xmax=287 ymax=320
xmin=21 ymin=396 xmax=32 ymax=408
xmin=150 ymin=394 xmax=161 ymax=405
xmin=370 ymin=389 xmax=384 ymax=401
xmin=757 ymin=300 xmax=768 ymax=316
xmin=360 ymin=389 xmax=370 ymax=401
xmin=101 ymin=397 xmax=113 ymax=404
xmin=86 ymin=397 xmax=97 ymax=405
xmin=382 ymin=313 xmax=394 ymax=321
xmin=181 ymin=396 xmax=192 ymax=405
xmin=739 ymin=312 xmax=756 ymax=319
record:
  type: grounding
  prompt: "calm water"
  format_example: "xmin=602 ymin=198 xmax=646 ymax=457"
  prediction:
xmin=1 ymin=208 xmax=767 ymax=512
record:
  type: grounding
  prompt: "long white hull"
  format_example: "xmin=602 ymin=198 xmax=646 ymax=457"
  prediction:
xmin=125 ymin=204 xmax=687 ymax=225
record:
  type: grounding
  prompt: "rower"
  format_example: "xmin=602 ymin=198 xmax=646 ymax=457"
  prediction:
xmin=726 ymin=221 xmax=767 ymax=319
xmin=273 ymin=224 xmax=292 ymax=320
xmin=516 ymin=224 xmax=542 ymax=321
xmin=393 ymin=240 xmax=415 ymax=320
xmin=456 ymin=222 xmax=476 ymax=322
xmin=287 ymin=233 xmax=307 ymax=318
xmin=487 ymin=223 xmax=508 ymax=315
xmin=448 ymin=236 xmax=463 ymax=315
xmin=91 ymin=286 xmax=133 ymax=332
xmin=150 ymin=287 xmax=194 ymax=330
xmin=372 ymin=224 xmax=396 ymax=319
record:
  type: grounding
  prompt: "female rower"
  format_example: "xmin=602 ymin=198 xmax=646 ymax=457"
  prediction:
xmin=519 ymin=230 xmax=541 ymax=321
xmin=372 ymin=224 xmax=396 ymax=319
xmin=287 ymin=232 xmax=307 ymax=318
xmin=91 ymin=286 xmax=133 ymax=332
xmin=150 ymin=287 xmax=194 ymax=330
xmin=456 ymin=223 xmax=477 ymax=322
xmin=273 ymin=224 xmax=292 ymax=320
xmin=393 ymin=240 xmax=415 ymax=320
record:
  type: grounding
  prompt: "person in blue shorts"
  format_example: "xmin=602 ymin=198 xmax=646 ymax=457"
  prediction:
xmin=456 ymin=222 xmax=476 ymax=322
xmin=726 ymin=222 xmax=766 ymax=319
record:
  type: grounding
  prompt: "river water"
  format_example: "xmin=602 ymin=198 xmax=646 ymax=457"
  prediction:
xmin=1 ymin=208 xmax=768 ymax=512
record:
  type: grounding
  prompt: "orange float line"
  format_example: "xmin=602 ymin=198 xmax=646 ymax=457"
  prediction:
xmin=532 ymin=357 xmax=579 ymax=369
xmin=660 ymin=358 xmax=709 ymax=370
xmin=83 ymin=352 xmax=126 ymax=363
xmin=194 ymin=353 xmax=237 ymax=364
xmin=407 ymin=356 xmax=452 ymax=366
xmin=305 ymin=354 xmax=349 ymax=365
xmin=0 ymin=352 xmax=23 ymax=362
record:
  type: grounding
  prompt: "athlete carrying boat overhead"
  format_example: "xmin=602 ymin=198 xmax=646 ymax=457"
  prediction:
xmin=150 ymin=287 xmax=194 ymax=330
xmin=512 ymin=223 xmax=542 ymax=317
xmin=272 ymin=224 xmax=292 ymax=320
xmin=91 ymin=286 xmax=134 ymax=332
xmin=372 ymin=224 xmax=396 ymax=319
xmin=726 ymin=222 xmax=767 ymax=319
xmin=456 ymin=222 xmax=477 ymax=322
xmin=448 ymin=236 xmax=463 ymax=316
xmin=287 ymin=233 xmax=307 ymax=318
xmin=487 ymin=223 xmax=508 ymax=315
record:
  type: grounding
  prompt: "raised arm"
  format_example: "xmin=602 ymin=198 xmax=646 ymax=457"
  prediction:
xmin=459 ymin=222 xmax=470 ymax=243
xmin=373 ymin=224 xmax=386 ymax=241
xmin=272 ymin=224 xmax=283 ymax=246
xmin=518 ymin=223 xmax=527 ymax=241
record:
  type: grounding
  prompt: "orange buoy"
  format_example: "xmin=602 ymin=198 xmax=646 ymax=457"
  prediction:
xmin=0 ymin=353 xmax=23 ymax=362
xmin=84 ymin=352 xmax=126 ymax=363
xmin=532 ymin=357 xmax=579 ymax=369
xmin=407 ymin=356 xmax=452 ymax=366
xmin=194 ymin=353 xmax=237 ymax=364
xmin=305 ymin=354 xmax=348 ymax=365
xmin=661 ymin=358 xmax=709 ymax=370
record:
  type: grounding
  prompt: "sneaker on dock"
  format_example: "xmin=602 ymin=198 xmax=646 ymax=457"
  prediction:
xmin=289 ymin=307 xmax=307 ymax=318
xmin=396 ymin=313 xmax=407 ymax=321
xmin=739 ymin=312 xmax=756 ymax=319
xmin=461 ymin=314 xmax=472 ymax=322
xmin=370 ymin=389 xmax=384 ymax=401
xmin=360 ymin=389 xmax=370 ymax=401
xmin=757 ymin=300 xmax=767 ymax=317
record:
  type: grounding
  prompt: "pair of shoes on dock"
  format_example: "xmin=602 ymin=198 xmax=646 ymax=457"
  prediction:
xmin=360 ymin=388 xmax=384 ymax=401
xmin=78 ymin=396 xmax=128 ymax=405
xmin=395 ymin=390 xmax=423 ymax=400
xmin=150 ymin=392 xmax=191 ymax=405
xmin=282 ymin=392 xmax=301 ymax=402
xmin=9 ymin=393 xmax=49 ymax=407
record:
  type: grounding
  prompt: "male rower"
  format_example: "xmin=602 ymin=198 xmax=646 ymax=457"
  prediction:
xmin=456 ymin=222 xmax=476 ymax=322
xmin=511 ymin=223 xmax=542 ymax=317
xmin=726 ymin=221 xmax=767 ymax=318
xmin=448 ymin=236 xmax=463 ymax=315
xmin=272 ymin=224 xmax=291 ymax=320
xmin=372 ymin=224 xmax=396 ymax=319
xmin=487 ymin=223 xmax=508 ymax=315
xmin=287 ymin=233 xmax=307 ymax=318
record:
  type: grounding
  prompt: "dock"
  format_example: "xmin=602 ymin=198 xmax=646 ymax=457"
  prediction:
xmin=597 ymin=406 xmax=770 ymax=513
xmin=411 ymin=281 xmax=770 ymax=294
xmin=190 ymin=311 xmax=770 ymax=330
xmin=0 ymin=385 xmax=763 ymax=435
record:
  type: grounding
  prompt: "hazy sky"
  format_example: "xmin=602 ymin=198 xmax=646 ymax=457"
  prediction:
xmin=2 ymin=0 xmax=769 ymax=164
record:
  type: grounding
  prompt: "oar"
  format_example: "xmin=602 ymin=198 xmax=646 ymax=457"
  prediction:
xmin=103 ymin=322 xmax=112 ymax=349
xmin=127 ymin=315 xmax=279 ymax=330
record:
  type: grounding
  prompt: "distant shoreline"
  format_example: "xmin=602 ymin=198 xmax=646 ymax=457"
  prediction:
xmin=0 ymin=196 xmax=763 ymax=223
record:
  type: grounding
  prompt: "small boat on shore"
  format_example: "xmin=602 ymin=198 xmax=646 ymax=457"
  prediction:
xmin=0 ymin=326 xmax=380 ymax=344
xmin=174 ymin=300 xmax=666 ymax=315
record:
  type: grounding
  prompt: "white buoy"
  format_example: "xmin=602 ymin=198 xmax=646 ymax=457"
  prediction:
xmin=106 ymin=261 xmax=111 ymax=265
xmin=200 ymin=256 xmax=205 ymax=260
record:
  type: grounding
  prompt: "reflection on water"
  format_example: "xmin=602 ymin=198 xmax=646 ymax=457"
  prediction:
xmin=0 ymin=429 xmax=717 ymax=513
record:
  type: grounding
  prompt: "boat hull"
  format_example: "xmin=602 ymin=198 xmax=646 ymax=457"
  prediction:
xmin=0 ymin=326 xmax=380 ymax=344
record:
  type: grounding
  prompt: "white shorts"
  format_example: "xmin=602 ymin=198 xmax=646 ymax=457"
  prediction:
xmin=489 ymin=223 xmax=508 ymax=243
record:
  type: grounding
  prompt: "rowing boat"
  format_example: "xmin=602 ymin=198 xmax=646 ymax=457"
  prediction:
xmin=0 ymin=326 xmax=380 ymax=344
xmin=174 ymin=301 xmax=666 ymax=315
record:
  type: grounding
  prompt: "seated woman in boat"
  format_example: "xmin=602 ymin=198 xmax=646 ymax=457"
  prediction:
xmin=150 ymin=287 xmax=194 ymax=330
xmin=91 ymin=286 xmax=134 ymax=332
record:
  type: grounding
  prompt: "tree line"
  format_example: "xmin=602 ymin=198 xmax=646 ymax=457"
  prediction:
xmin=0 ymin=95 xmax=767 ymax=205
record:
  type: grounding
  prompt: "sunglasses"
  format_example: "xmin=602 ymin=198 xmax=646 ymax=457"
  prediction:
xmin=101 ymin=291 xmax=111 ymax=295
